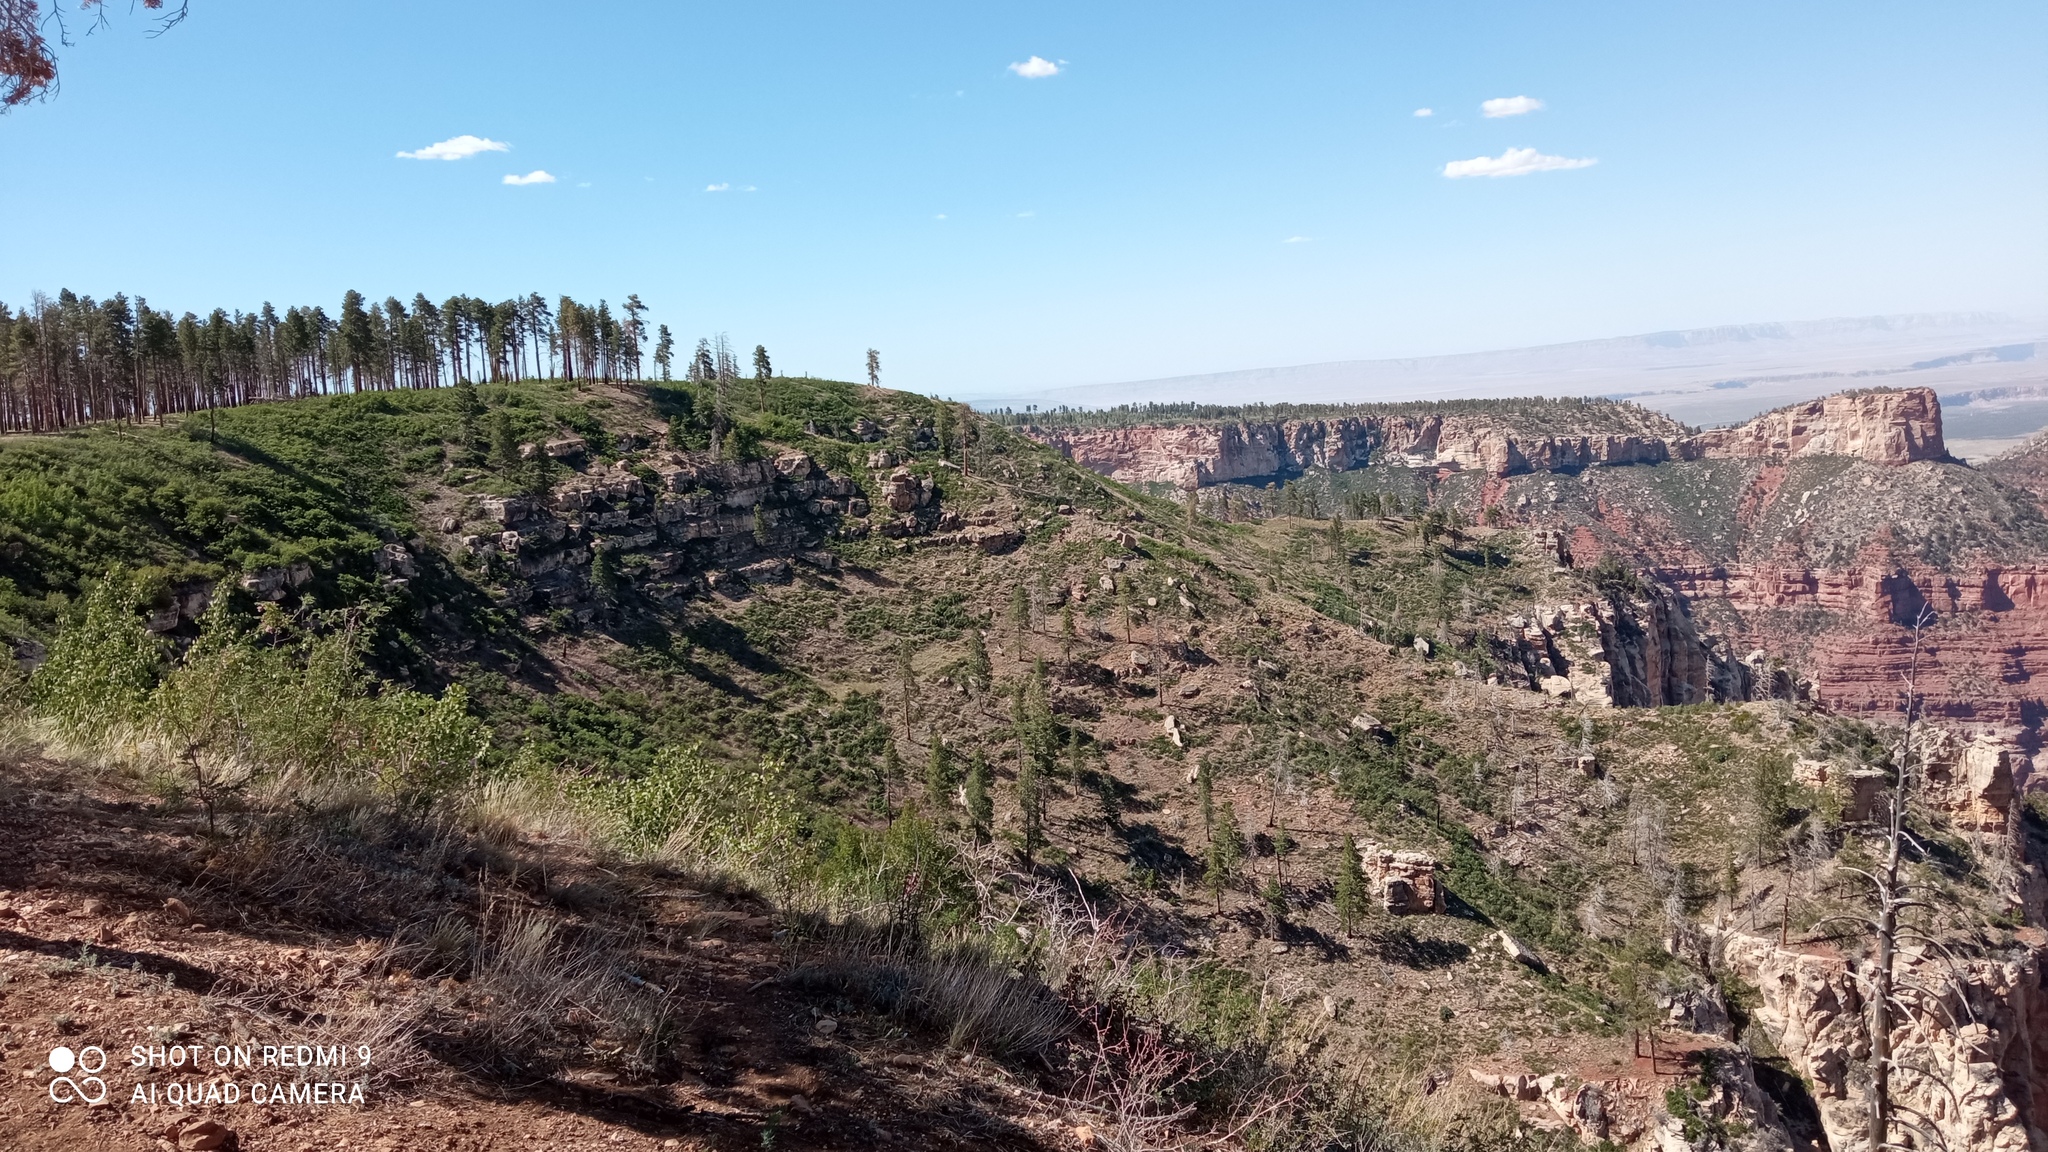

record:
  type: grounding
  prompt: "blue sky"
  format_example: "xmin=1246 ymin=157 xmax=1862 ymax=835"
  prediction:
xmin=3 ymin=1 xmax=2043 ymax=399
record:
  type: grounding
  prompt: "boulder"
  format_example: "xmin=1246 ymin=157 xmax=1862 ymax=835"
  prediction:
xmin=238 ymin=566 xmax=289 ymax=601
xmin=1362 ymin=847 xmax=1441 ymax=915
xmin=1498 ymin=931 xmax=1544 ymax=971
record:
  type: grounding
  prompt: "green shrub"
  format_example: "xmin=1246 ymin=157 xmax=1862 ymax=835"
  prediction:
xmin=29 ymin=573 xmax=161 ymax=741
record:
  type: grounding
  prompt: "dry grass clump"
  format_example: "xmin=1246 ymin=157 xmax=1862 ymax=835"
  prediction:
xmin=784 ymin=925 xmax=1071 ymax=1059
xmin=451 ymin=906 xmax=684 ymax=1078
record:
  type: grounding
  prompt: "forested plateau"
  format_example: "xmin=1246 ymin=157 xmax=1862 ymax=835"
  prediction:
xmin=0 ymin=364 xmax=2044 ymax=1152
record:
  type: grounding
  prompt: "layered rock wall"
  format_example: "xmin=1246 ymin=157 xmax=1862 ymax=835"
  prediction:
xmin=1688 ymin=387 xmax=1945 ymax=466
xmin=1654 ymin=563 xmax=2048 ymax=737
xmin=1028 ymin=388 xmax=1945 ymax=488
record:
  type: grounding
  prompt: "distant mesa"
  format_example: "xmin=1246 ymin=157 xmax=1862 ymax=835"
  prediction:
xmin=1024 ymin=386 xmax=1948 ymax=489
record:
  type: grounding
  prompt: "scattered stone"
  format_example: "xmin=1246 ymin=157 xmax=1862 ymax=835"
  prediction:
xmin=163 ymin=897 xmax=193 ymax=923
xmin=1349 ymin=714 xmax=1383 ymax=736
xmin=814 ymin=1016 xmax=839 ymax=1036
xmin=1498 ymin=931 xmax=1544 ymax=971
xmin=1412 ymin=637 xmax=1431 ymax=658
xmin=172 ymin=1118 xmax=233 ymax=1151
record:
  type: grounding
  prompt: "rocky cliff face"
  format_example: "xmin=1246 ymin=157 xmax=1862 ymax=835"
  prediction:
xmin=460 ymin=450 xmax=863 ymax=618
xmin=1030 ymin=388 xmax=1944 ymax=487
xmin=1496 ymin=584 xmax=1752 ymax=708
xmin=1689 ymin=387 xmax=1946 ymax=467
xmin=1716 ymin=929 xmax=2048 ymax=1152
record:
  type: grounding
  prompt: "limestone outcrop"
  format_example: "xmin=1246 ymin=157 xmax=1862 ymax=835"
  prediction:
xmin=457 ymin=450 xmax=864 ymax=620
xmin=1715 ymin=928 xmax=2048 ymax=1152
xmin=1689 ymin=387 xmax=1945 ymax=467
xmin=1028 ymin=388 xmax=1944 ymax=487
xmin=1498 ymin=587 xmax=1750 ymax=708
xmin=1360 ymin=846 xmax=1441 ymax=914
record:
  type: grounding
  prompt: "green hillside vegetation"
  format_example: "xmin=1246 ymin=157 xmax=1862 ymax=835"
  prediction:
xmin=1 ymin=374 xmax=2021 ymax=1150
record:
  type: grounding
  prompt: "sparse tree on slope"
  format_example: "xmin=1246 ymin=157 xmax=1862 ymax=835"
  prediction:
xmin=1334 ymin=832 xmax=1367 ymax=936
xmin=653 ymin=325 xmax=674 ymax=381
xmin=964 ymin=751 xmax=992 ymax=843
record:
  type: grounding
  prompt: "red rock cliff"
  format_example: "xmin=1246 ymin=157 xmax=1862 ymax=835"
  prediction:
xmin=1029 ymin=388 xmax=1945 ymax=486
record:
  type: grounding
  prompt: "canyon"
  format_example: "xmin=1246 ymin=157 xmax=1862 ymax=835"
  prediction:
xmin=1037 ymin=387 xmax=2048 ymax=783
xmin=1027 ymin=387 xmax=1946 ymax=489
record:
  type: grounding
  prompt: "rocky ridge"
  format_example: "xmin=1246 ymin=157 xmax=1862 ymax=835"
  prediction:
xmin=1030 ymin=388 xmax=1944 ymax=488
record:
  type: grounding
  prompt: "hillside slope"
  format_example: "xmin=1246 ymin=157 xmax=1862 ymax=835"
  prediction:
xmin=1 ymin=377 xmax=2043 ymax=1152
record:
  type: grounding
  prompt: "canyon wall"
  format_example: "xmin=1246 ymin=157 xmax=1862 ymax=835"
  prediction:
xmin=1029 ymin=387 xmax=1945 ymax=487
xmin=1651 ymin=563 xmax=2048 ymax=736
xmin=1716 ymin=929 xmax=2048 ymax=1152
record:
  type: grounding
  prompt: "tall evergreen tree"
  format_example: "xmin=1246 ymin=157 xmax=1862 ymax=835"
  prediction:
xmin=964 ymin=625 xmax=991 ymax=693
xmin=1333 ymin=832 xmax=1367 ymax=936
xmin=964 ymin=752 xmax=992 ymax=844
xmin=1206 ymin=800 xmax=1243 ymax=913
xmin=1008 ymin=583 xmax=1031 ymax=661
xmin=653 ymin=325 xmax=674 ymax=381
xmin=1016 ymin=752 xmax=1043 ymax=865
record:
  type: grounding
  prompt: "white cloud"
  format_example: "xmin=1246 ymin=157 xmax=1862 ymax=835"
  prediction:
xmin=1413 ymin=108 xmax=1433 ymax=118
xmin=397 ymin=134 xmax=509 ymax=161
xmin=706 ymin=183 xmax=730 ymax=192
xmin=502 ymin=170 xmax=555 ymax=185
xmin=1480 ymin=95 xmax=1543 ymax=118
xmin=1282 ymin=236 xmax=1311 ymax=244
xmin=1008 ymin=56 xmax=1060 ymax=79
xmin=1442 ymin=147 xmax=1595 ymax=179
xmin=934 ymin=213 xmax=948 ymax=220
xmin=1016 ymin=210 xmax=1036 ymax=218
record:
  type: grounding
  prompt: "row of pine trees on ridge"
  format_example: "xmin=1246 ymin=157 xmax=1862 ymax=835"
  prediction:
xmin=0 ymin=288 xmax=765 ymax=434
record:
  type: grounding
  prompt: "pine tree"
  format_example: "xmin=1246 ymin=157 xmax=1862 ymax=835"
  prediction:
xmin=1206 ymin=799 xmax=1242 ymax=913
xmin=591 ymin=542 xmax=620 ymax=608
xmin=1066 ymin=726 xmax=1085 ymax=785
xmin=964 ymin=752 xmax=992 ymax=843
xmin=964 ymin=626 xmax=991 ymax=693
xmin=653 ymin=325 xmax=674 ymax=381
xmin=489 ymin=409 xmax=519 ymax=470
xmin=865 ymin=348 xmax=880 ymax=390
xmin=1095 ymin=766 xmax=1121 ymax=830
xmin=1016 ymin=753 xmax=1043 ymax=865
xmin=1261 ymin=877 xmax=1288 ymax=934
xmin=1008 ymin=584 xmax=1031 ymax=661
xmin=523 ymin=445 xmax=559 ymax=502
xmin=1334 ymin=832 xmax=1367 ymax=936
xmin=933 ymin=400 xmax=957 ymax=460
xmin=1060 ymin=601 xmax=1076 ymax=660
xmin=897 ymin=638 xmax=916 ymax=731
xmin=881 ymin=741 xmax=901 ymax=815
xmin=453 ymin=378 xmax=482 ymax=452
xmin=925 ymin=727 xmax=952 ymax=810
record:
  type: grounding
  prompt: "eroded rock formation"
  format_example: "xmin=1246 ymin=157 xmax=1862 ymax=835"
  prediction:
xmin=1029 ymin=388 xmax=1944 ymax=487
xmin=1716 ymin=929 xmax=2048 ymax=1152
